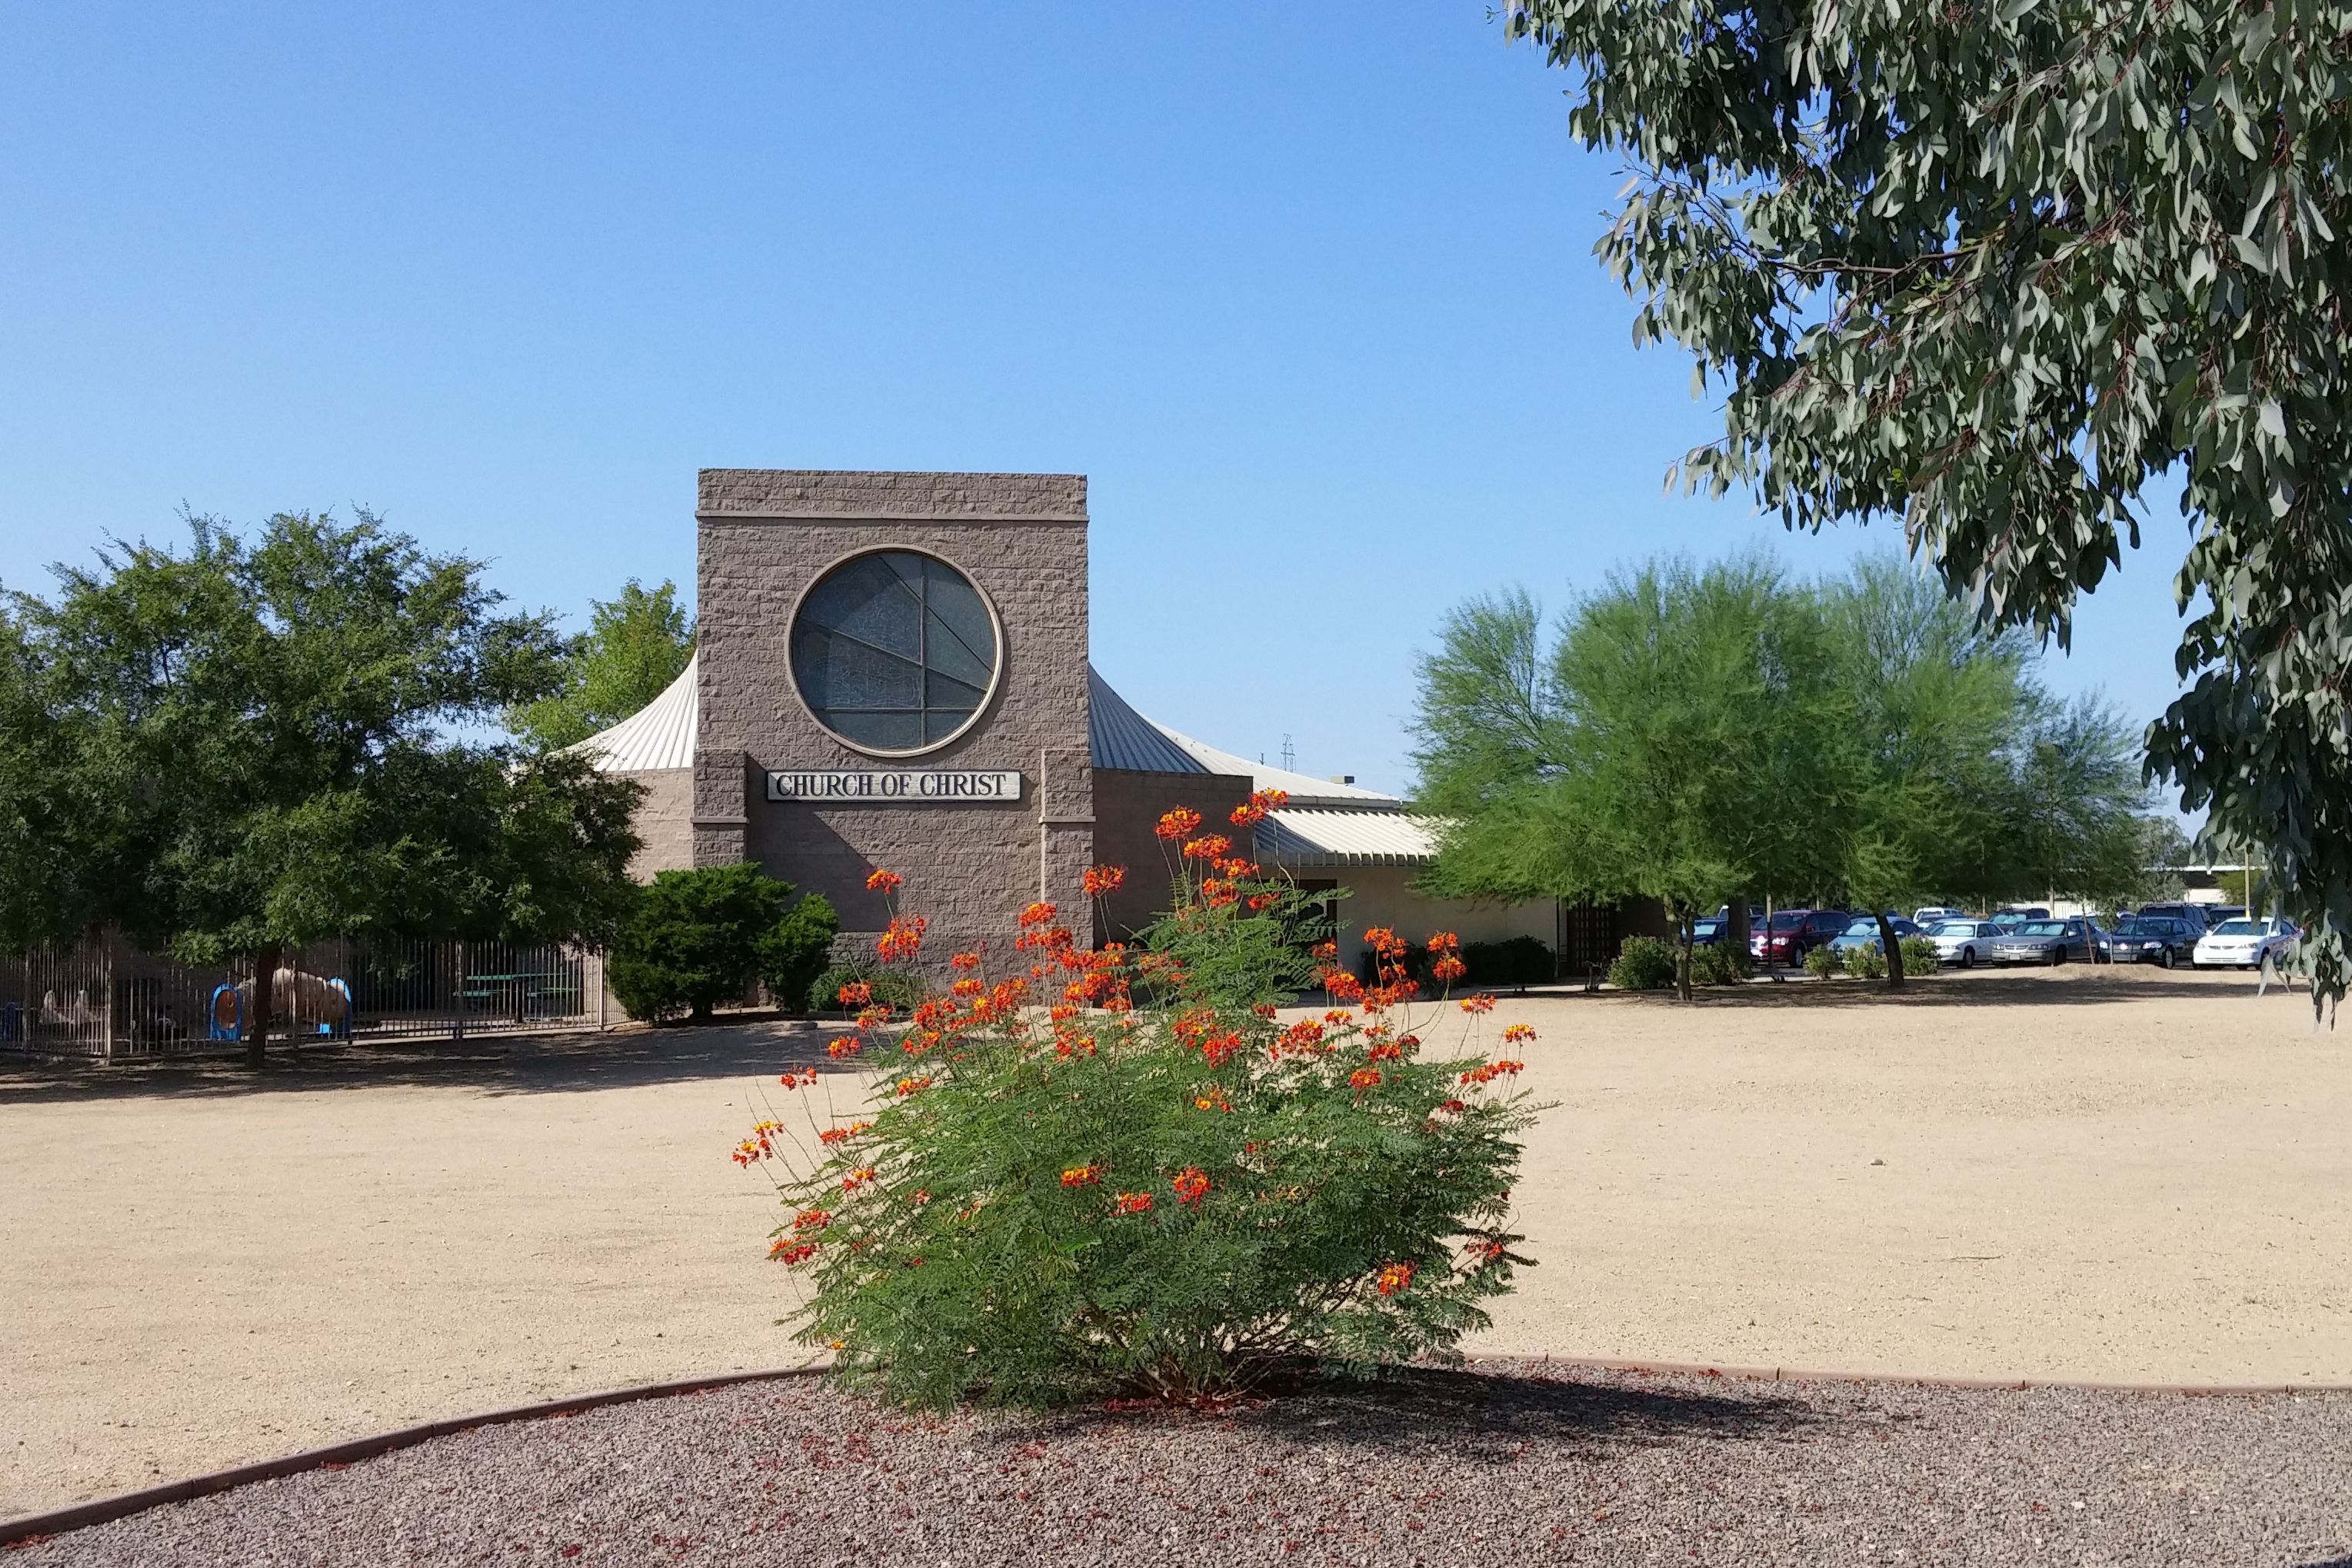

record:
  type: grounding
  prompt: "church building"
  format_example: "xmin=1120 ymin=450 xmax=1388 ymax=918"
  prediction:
xmin=574 ymin=469 xmax=1564 ymax=976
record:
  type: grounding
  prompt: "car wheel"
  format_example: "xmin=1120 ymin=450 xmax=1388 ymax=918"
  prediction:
xmin=2051 ymin=945 xmax=2066 ymax=965
xmin=2158 ymin=947 xmax=2175 ymax=969
xmin=1959 ymin=947 xmax=1975 ymax=969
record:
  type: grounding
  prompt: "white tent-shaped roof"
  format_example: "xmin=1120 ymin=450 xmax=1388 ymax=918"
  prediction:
xmin=571 ymin=654 xmax=698 ymax=772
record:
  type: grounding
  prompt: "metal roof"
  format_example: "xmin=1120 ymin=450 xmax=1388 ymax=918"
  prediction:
xmin=1087 ymin=667 xmax=1205 ymax=774
xmin=1257 ymin=807 xmax=1439 ymax=868
xmin=1088 ymin=667 xmax=1399 ymax=808
xmin=571 ymin=654 xmax=698 ymax=773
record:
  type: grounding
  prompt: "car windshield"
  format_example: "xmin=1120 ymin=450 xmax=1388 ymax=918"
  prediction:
xmin=1769 ymin=912 xmax=1805 ymax=929
xmin=1928 ymin=921 xmax=1977 ymax=937
xmin=2212 ymin=920 xmax=2257 ymax=937
xmin=2017 ymin=921 xmax=2069 ymax=937
xmin=1841 ymin=920 xmax=1877 ymax=937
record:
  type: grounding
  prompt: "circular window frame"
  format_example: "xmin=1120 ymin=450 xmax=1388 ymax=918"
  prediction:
xmin=784 ymin=547 xmax=1007 ymax=760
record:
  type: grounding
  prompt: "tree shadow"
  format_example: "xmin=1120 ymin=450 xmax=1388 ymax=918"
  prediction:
xmin=1012 ymin=1363 xmax=1823 ymax=1460
xmin=0 ymin=1019 xmax=858 ymax=1105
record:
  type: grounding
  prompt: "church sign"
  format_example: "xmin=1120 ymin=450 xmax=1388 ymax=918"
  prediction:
xmin=765 ymin=769 xmax=1024 ymax=804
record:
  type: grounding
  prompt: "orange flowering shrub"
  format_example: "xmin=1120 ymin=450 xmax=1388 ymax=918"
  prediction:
xmin=739 ymin=830 xmax=1538 ymax=1409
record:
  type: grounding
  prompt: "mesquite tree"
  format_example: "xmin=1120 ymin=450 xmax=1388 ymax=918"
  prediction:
xmin=4 ymin=511 xmax=642 ymax=1064
xmin=1506 ymin=0 xmax=2352 ymax=1013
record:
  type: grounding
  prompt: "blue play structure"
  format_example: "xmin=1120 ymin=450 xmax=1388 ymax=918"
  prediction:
xmin=208 ymin=977 xmax=351 ymax=1042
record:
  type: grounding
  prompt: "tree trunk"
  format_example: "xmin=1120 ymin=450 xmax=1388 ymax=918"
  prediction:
xmin=246 ymin=943 xmax=281 ymax=1068
xmin=1728 ymin=895 xmax=1751 ymax=960
xmin=1876 ymin=911 xmax=1906 ymax=992
xmin=1675 ymin=909 xmax=1695 ymax=1002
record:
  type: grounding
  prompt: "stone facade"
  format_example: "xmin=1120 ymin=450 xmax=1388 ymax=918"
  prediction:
xmin=694 ymin=470 xmax=1094 ymax=964
xmin=1091 ymin=767 xmax=1257 ymax=940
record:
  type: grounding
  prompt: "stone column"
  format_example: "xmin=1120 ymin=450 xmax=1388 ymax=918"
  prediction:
xmin=1038 ymin=744 xmax=1094 ymax=948
xmin=694 ymin=748 xmax=752 ymax=867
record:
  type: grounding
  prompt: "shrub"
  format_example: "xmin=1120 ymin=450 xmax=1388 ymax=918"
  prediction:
xmin=756 ymin=892 xmax=838 ymax=1014
xmin=739 ymin=813 xmax=1539 ymax=1410
xmin=1897 ymin=934 xmax=1941 ymax=976
xmin=1354 ymin=937 xmax=1554 ymax=990
xmin=1607 ymin=935 xmax=1678 ymax=991
xmin=808 ymin=960 xmax=928 ymax=1015
xmin=1691 ymin=940 xmax=1753 ymax=987
xmin=610 ymin=863 xmax=831 ymax=1024
xmin=1803 ymin=944 xmax=1842 ymax=978
xmin=1842 ymin=943 xmax=1888 ymax=979
xmin=1461 ymin=936 xmax=1555 ymax=987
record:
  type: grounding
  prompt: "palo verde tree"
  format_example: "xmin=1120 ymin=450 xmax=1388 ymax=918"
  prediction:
xmin=507 ymin=578 xmax=695 ymax=751
xmin=5 ymin=511 xmax=644 ymax=1066
xmin=1824 ymin=557 xmax=2154 ymax=985
xmin=1413 ymin=555 xmax=1846 ymax=999
xmin=1505 ymin=0 xmax=2352 ymax=1014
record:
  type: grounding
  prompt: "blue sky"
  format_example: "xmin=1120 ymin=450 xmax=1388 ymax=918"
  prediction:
xmin=1 ymin=2 xmax=2203 ymax=807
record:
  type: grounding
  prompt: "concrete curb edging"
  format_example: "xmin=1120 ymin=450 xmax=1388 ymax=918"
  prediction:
xmin=9 ymin=1356 xmax=2347 ymax=1548
xmin=0 ymin=1367 xmax=825 ymax=1550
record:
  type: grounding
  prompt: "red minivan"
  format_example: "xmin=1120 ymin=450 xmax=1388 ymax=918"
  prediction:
xmin=1750 ymin=908 xmax=1853 ymax=964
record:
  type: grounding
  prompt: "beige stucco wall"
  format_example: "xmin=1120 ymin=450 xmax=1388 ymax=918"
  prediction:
xmin=620 ymin=767 xmax=695 ymax=881
xmin=1312 ymin=864 xmax=1555 ymax=972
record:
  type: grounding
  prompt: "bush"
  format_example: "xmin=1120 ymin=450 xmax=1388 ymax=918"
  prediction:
xmin=1842 ymin=943 xmax=1887 ymax=979
xmin=756 ymin=892 xmax=838 ymax=1014
xmin=1803 ymin=944 xmax=1842 ymax=978
xmin=1461 ymin=936 xmax=1554 ymax=986
xmin=610 ymin=863 xmax=832 ymax=1024
xmin=1897 ymin=934 xmax=1941 ymax=975
xmin=1691 ymin=940 xmax=1753 ymax=987
xmin=1354 ymin=935 xmax=1554 ymax=990
xmin=743 ymin=836 xmax=1540 ymax=1409
xmin=808 ymin=960 xmax=928 ymax=1015
xmin=1607 ymin=935 xmax=1678 ymax=990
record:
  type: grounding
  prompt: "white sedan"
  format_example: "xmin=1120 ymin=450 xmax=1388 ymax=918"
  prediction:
xmin=2192 ymin=917 xmax=2299 ymax=970
xmin=1926 ymin=919 xmax=2001 ymax=968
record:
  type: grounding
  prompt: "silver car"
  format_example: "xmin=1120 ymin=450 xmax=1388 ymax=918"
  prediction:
xmin=1990 ymin=917 xmax=2097 ymax=965
xmin=1927 ymin=919 xmax=2000 ymax=968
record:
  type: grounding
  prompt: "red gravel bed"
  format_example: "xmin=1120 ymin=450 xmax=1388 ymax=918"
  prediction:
xmin=9 ymin=1360 xmax=2350 ymax=1566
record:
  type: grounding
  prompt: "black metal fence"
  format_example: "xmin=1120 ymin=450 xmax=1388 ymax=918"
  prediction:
xmin=0 ymin=936 xmax=609 ymax=1060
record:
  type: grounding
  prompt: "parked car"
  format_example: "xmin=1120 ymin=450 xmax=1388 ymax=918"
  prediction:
xmin=1989 ymin=916 xmax=2097 ymax=965
xmin=2193 ymin=917 xmax=2300 ymax=970
xmin=2132 ymin=901 xmax=2214 ymax=934
xmin=1991 ymin=905 xmax=2052 ymax=929
xmin=1927 ymin=918 xmax=2001 ymax=968
xmin=1913 ymin=906 xmax=1966 ymax=925
xmin=1691 ymin=915 xmax=1728 ymax=946
xmin=2098 ymin=914 xmax=2201 ymax=967
xmin=1828 ymin=916 xmax=1925 ymax=954
xmin=2202 ymin=905 xmax=2249 ymax=927
xmin=1751 ymin=908 xmax=1852 ymax=964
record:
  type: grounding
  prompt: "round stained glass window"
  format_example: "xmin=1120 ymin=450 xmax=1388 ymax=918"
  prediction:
xmin=788 ymin=550 xmax=1001 ymax=754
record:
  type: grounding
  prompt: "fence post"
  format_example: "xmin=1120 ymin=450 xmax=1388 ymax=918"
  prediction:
xmin=451 ymin=942 xmax=466 ymax=1043
xmin=595 ymin=950 xmax=607 ymax=1030
xmin=101 ymin=935 xmax=115 ymax=1063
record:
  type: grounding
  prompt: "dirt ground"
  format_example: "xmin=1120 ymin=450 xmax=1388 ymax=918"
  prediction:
xmin=2 ymin=964 xmax=2346 ymax=1520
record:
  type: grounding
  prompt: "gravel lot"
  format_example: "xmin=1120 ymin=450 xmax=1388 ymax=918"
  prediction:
xmin=9 ymin=1360 xmax=2350 ymax=1566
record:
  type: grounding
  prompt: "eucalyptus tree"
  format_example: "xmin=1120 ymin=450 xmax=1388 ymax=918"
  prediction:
xmin=1505 ymin=0 xmax=2352 ymax=1014
xmin=8 ymin=511 xmax=643 ymax=1066
xmin=1413 ymin=556 xmax=1846 ymax=999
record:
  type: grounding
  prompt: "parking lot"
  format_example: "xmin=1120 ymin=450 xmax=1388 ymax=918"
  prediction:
xmin=3 ymin=961 xmax=2345 ymax=1518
